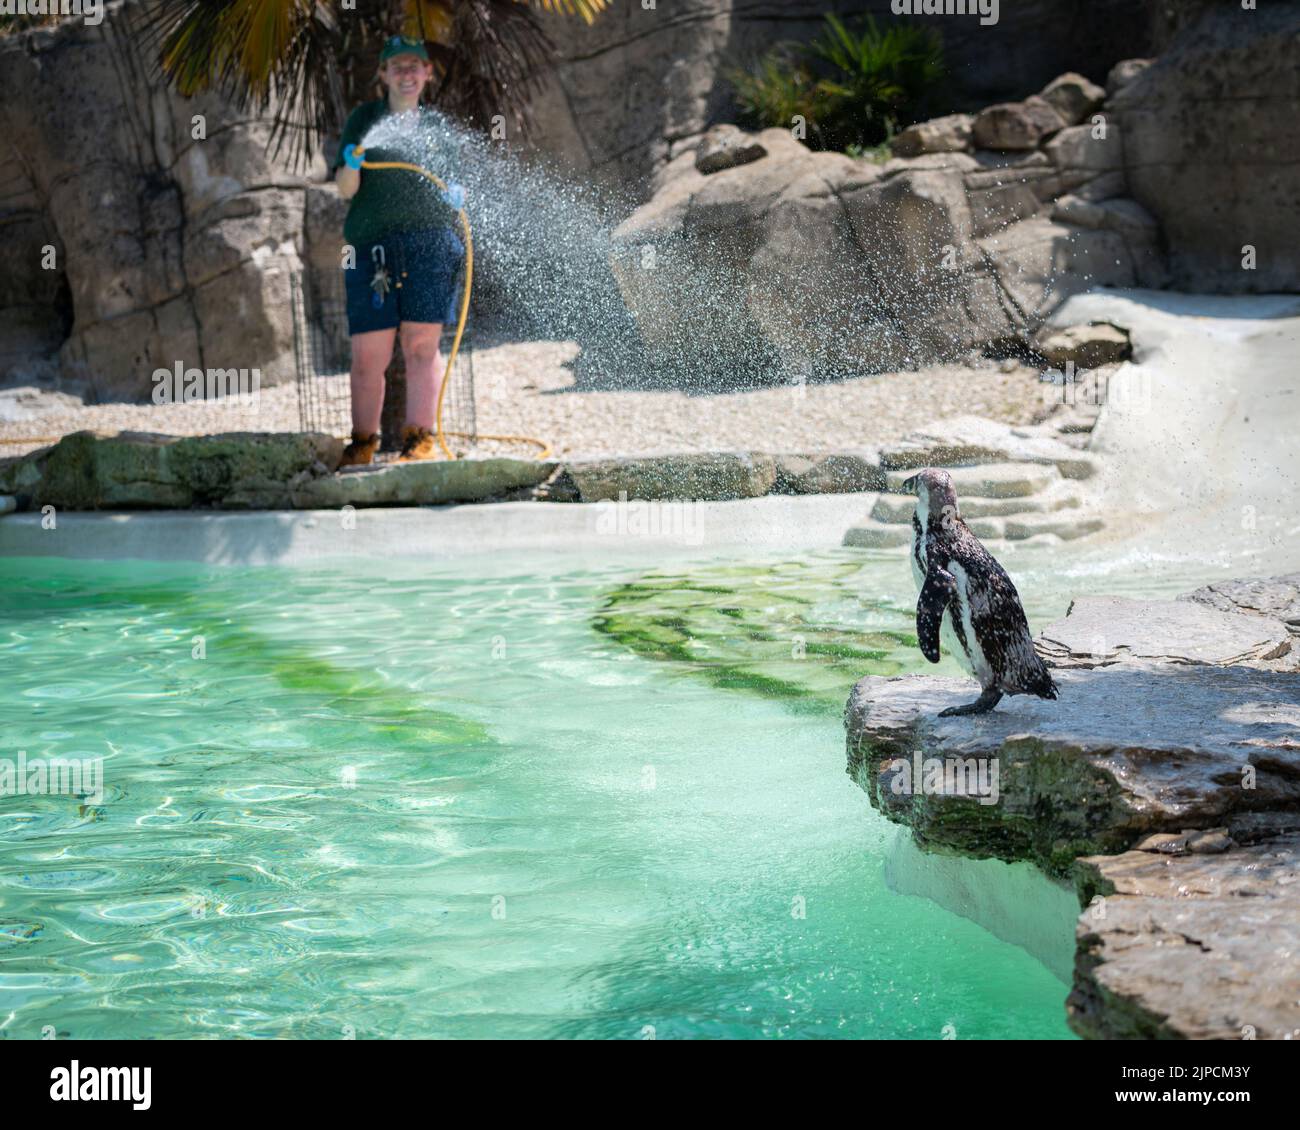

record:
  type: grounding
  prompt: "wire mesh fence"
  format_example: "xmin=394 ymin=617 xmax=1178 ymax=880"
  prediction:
xmin=290 ymin=268 xmax=478 ymax=450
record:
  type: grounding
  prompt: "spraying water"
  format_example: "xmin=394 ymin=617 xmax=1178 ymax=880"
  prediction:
xmin=360 ymin=109 xmax=646 ymax=384
xmin=357 ymin=111 xmax=975 ymax=393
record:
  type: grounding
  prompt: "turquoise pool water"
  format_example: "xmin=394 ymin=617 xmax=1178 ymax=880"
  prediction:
xmin=0 ymin=547 xmax=1207 ymax=1040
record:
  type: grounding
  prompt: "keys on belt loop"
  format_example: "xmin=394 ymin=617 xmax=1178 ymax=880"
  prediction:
xmin=369 ymin=243 xmax=391 ymax=308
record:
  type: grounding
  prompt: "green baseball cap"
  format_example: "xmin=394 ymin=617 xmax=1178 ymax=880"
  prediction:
xmin=380 ymin=35 xmax=430 ymax=63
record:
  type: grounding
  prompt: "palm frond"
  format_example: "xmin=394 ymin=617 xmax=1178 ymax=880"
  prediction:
xmin=433 ymin=0 xmax=555 ymax=138
xmin=730 ymin=12 xmax=946 ymax=151
xmin=131 ymin=0 xmax=604 ymax=167
xmin=521 ymin=0 xmax=610 ymax=26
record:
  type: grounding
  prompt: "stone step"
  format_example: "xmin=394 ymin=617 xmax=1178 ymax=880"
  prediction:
xmin=870 ymin=479 xmax=1084 ymax=524
xmin=845 ymin=509 xmax=1096 ymax=548
xmin=1004 ymin=513 xmax=1103 ymax=541
xmin=879 ymin=415 xmax=1098 ymax=480
xmin=883 ymin=461 xmax=1062 ymax=498
xmin=967 ymin=516 xmax=1007 ymax=540
xmin=842 ymin=519 xmax=913 ymax=549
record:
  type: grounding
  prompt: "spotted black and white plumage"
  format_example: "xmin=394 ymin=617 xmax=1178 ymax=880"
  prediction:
xmin=903 ymin=467 xmax=1058 ymax=716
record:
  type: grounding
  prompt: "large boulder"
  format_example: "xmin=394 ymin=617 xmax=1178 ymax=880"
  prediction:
xmin=0 ymin=13 xmax=321 ymax=399
xmin=1111 ymin=4 xmax=1300 ymax=292
xmin=612 ymin=132 xmax=1109 ymax=377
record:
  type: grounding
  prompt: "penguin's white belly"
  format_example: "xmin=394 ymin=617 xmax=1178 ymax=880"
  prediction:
xmin=948 ymin=562 xmax=993 ymax=686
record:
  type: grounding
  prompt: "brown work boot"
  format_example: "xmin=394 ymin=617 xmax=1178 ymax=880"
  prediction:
xmin=397 ymin=425 xmax=438 ymax=462
xmin=339 ymin=431 xmax=380 ymax=468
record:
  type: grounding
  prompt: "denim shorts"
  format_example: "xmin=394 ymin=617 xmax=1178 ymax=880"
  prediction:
xmin=344 ymin=227 xmax=465 ymax=334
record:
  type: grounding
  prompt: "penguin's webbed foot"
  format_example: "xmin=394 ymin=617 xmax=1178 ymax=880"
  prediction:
xmin=938 ymin=688 xmax=1002 ymax=717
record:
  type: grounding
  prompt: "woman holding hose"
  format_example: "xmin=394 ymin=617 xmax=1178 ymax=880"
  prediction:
xmin=334 ymin=35 xmax=465 ymax=465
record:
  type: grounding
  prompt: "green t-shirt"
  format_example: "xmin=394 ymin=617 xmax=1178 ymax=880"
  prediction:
xmin=334 ymin=100 xmax=461 ymax=247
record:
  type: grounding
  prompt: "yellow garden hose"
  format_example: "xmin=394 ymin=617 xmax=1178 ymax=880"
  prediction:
xmin=356 ymin=151 xmax=553 ymax=462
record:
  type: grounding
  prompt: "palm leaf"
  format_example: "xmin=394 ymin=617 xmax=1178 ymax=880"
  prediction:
xmin=132 ymin=0 xmax=604 ymax=168
xmin=523 ymin=0 xmax=610 ymax=25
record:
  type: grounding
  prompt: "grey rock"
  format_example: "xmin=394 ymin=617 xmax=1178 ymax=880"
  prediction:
xmin=844 ymin=664 xmax=1300 ymax=876
xmin=694 ymin=124 xmax=767 ymax=174
xmin=1110 ymin=6 xmax=1300 ymax=291
xmin=1034 ymin=322 xmax=1132 ymax=367
xmin=1133 ymin=831 xmax=1191 ymax=854
xmin=870 ymin=486 xmax=1080 ymax=524
xmin=1069 ymin=835 xmax=1300 ymax=1039
xmin=976 ymin=216 xmax=1147 ymax=325
xmin=1105 ymin=57 xmax=1152 ymax=96
xmin=1182 ymin=574 xmax=1300 ymax=638
xmin=0 ymin=20 xmax=318 ymax=400
xmin=0 ymin=430 xmax=342 ymax=510
xmin=890 ymin=113 xmax=973 ymax=158
xmin=1044 ymin=124 xmax=1124 ymax=173
xmin=1038 ymin=72 xmax=1106 ymax=125
xmin=1050 ymin=196 xmax=1158 ymax=244
xmin=565 ymin=451 xmax=778 ymax=502
xmin=612 ymin=140 xmax=1017 ymax=375
xmin=966 ymin=178 xmax=1045 ymax=238
xmin=1187 ymin=829 xmax=1233 ymax=854
xmin=972 ymin=96 xmax=1067 ymax=151
xmin=1037 ymin=595 xmax=1294 ymax=669
xmin=1065 ymin=171 xmax=1127 ymax=203
xmin=965 ymin=515 xmax=1006 ymax=540
xmin=525 ymin=0 xmax=1156 ymax=187
xmin=290 ymin=457 xmax=556 ymax=508
xmin=773 ymin=451 xmax=884 ymax=495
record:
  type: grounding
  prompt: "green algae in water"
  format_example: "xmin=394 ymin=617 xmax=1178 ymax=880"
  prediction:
xmin=594 ymin=559 xmax=917 ymax=713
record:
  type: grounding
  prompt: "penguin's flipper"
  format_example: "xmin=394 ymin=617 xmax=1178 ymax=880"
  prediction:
xmin=916 ymin=566 xmax=956 ymax=664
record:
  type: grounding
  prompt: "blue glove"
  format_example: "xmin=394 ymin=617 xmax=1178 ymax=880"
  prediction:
xmin=343 ymin=144 xmax=364 ymax=170
xmin=443 ymin=182 xmax=465 ymax=210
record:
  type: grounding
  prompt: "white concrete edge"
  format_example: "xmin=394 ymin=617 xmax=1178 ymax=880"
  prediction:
xmin=0 ymin=491 xmax=881 ymax=567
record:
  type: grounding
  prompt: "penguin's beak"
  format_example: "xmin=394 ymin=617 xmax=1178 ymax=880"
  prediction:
xmin=900 ymin=473 xmax=919 ymax=493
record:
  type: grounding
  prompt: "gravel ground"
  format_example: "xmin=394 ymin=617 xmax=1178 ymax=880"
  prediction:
xmin=0 ymin=340 xmax=1047 ymax=461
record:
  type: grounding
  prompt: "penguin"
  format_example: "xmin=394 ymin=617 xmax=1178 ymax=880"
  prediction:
xmin=901 ymin=467 xmax=1058 ymax=716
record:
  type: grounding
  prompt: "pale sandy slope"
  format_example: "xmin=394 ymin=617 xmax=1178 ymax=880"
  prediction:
xmin=1063 ymin=290 xmax=1300 ymax=576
